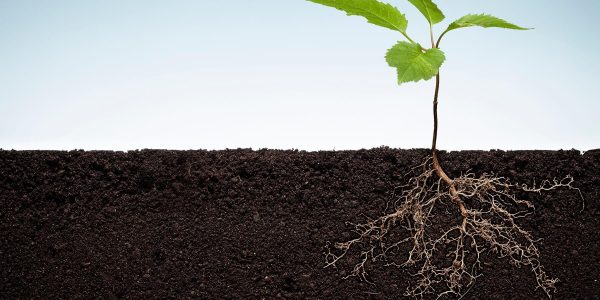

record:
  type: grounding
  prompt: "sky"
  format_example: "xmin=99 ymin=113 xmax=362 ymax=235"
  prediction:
xmin=1 ymin=0 xmax=598 ymax=151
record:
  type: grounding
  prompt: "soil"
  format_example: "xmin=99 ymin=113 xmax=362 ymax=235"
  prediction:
xmin=1 ymin=148 xmax=599 ymax=299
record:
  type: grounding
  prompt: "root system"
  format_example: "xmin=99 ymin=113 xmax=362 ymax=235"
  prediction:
xmin=324 ymin=157 xmax=582 ymax=299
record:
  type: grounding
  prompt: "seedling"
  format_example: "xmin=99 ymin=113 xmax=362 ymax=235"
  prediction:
xmin=308 ymin=0 xmax=581 ymax=298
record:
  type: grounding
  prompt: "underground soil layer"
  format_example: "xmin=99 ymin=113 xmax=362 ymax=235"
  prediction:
xmin=1 ymin=148 xmax=599 ymax=299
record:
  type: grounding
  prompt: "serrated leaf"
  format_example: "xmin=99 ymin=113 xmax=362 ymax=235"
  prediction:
xmin=307 ymin=0 xmax=408 ymax=33
xmin=385 ymin=42 xmax=445 ymax=84
xmin=445 ymin=14 xmax=530 ymax=32
xmin=407 ymin=0 xmax=444 ymax=25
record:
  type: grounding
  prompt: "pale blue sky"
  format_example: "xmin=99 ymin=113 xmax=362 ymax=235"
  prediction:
xmin=1 ymin=0 xmax=598 ymax=151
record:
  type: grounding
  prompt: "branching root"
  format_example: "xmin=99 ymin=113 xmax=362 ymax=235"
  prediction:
xmin=324 ymin=157 xmax=581 ymax=299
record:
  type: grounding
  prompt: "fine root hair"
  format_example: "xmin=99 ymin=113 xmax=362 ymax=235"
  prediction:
xmin=324 ymin=157 xmax=582 ymax=299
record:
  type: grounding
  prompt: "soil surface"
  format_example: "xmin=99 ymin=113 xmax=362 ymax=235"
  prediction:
xmin=1 ymin=148 xmax=599 ymax=299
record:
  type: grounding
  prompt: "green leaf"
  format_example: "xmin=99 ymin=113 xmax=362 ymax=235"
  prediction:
xmin=307 ymin=0 xmax=408 ymax=34
xmin=445 ymin=14 xmax=530 ymax=32
xmin=407 ymin=0 xmax=444 ymax=25
xmin=385 ymin=42 xmax=445 ymax=84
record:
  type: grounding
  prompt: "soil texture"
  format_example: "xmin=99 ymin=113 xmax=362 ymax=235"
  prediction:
xmin=1 ymin=148 xmax=599 ymax=299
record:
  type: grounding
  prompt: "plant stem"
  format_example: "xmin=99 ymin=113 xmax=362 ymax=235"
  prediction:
xmin=435 ymin=31 xmax=447 ymax=48
xmin=429 ymin=24 xmax=435 ymax=49
xmin=431 ymin=72 xmax=468 ymax=219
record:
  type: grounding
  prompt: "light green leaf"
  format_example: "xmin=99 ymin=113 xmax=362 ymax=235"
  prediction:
xmin=307 ymin=0 xmax=408 ymax=34
xmin=445 ymin=14 xmax=530 ymax=32
xmin=385 ymin=42 xmax=445 ymax=84
xmin=407 ymin=0 xmax=444 ymax=25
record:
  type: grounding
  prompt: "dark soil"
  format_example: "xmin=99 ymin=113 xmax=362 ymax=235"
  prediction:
xmin=1 ymin=148 xmax=599 ymax=299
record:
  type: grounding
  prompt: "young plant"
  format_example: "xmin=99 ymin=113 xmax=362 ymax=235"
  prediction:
xmin=308 ymin=0 xmax=529 ymax=187
xmin=307 ymin=0 xmax=579 ymax=298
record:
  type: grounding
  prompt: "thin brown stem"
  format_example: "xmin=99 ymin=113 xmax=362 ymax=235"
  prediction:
xmin=431 ymin=74 xmax=440 ymax=153
xmin=431 ymin=72 xmax=467 ymax=217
